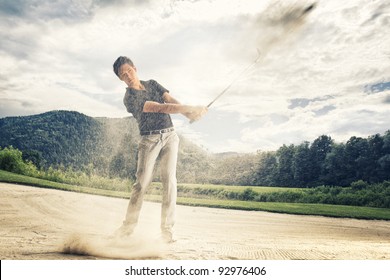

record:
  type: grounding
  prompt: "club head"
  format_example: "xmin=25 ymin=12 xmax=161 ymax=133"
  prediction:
xmin=303 ymin=2 xmax=317 ymax=15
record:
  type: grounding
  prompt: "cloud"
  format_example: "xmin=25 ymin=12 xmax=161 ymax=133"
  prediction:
xmin=0 ymin=0 xmax=25 ymax=17
xmin=313 ymin=105 xmax=336 ymax=117
xmin=364 ymin=81 xmax=390 ymax=94
xmin=288 ymin=95 xmax=335 ymax=109
xmin=0 ymin=0 xmax=389 ymax=152
xmin=93 ymin=0 xmax=151 ymax=8
xmin=0 ymin=98 xmax=37 ymax=118
xmin=0 ymin=0 xmax=95 ymax=22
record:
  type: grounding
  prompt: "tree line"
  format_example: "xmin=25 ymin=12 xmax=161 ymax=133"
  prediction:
xmin=208 ymin=132 xmax=390 ymax=187
xmin=1 ymin=146 xmax=389 ymax=209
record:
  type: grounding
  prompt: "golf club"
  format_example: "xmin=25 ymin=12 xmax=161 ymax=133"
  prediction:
xmin=190 ymin=2 xmax=317 ymax=124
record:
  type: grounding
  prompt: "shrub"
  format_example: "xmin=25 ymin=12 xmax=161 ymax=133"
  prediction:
xmin=351 ymin=180 xmax=369 ymax=191
xmin=0 ymin=146 xmax=37 ymax=175
xmin=240 ymin=188 xmax=256 ymax=201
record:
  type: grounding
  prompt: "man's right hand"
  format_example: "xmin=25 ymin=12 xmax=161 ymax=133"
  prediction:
xmin=186 ymin=106 xmax=208 ymax=123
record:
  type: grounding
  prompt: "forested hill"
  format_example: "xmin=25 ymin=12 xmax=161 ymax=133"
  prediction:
xmin=0 ymin=111 xmax=102 ymax=168
xmin=0 ymin=110 xmax=210 ymax=181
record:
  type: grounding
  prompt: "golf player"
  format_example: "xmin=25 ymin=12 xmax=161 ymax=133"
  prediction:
xmin=113 ymin=56 xmax=207 ymax=242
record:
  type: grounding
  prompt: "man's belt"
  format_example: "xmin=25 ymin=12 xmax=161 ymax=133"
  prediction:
xmin=140 ymin=127 xmax=175 ymax=136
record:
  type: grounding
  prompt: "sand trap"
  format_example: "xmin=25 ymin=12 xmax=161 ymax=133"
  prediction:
xmin=0 ymin=182 xmax=389 ymax=260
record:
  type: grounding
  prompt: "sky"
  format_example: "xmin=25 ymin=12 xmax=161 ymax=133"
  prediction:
xmin=0 ymin=0 xmax=389 ymax=153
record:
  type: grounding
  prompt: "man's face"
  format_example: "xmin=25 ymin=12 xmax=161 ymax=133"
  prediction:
xmin=118 ymin=63 xmax=138 ymax=87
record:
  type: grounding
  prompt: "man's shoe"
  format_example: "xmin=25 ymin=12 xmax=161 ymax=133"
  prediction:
xmin=161 ymin=231 xmax=176 ymax=243
xmin=113 ymin=225 xmax=134 ymax=239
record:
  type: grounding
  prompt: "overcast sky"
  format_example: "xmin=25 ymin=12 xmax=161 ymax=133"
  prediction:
xmin=0 ymin=0 xmax=389 ymax=153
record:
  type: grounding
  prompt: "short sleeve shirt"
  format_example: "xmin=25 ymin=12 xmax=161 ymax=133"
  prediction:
xmin=123 ymin=80 xmax=174 ymax=133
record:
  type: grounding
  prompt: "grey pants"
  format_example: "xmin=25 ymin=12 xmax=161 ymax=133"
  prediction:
xmin=124 ymin=131 xmax=179 ymax=234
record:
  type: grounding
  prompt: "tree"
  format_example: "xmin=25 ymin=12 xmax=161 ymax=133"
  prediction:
xmin=366 ymin=134 xmax=384 ymax=182
xmin=109 ymin=153 xmax=126 ymax=178
xmin=323 ymin=143 xmax=347 ymax=186
xmin=253 ymin=151 xmax=278 ymax=186
xmin=378 ymin=130 xmax=390 ymax=181
xmin=22 ymin=150 xmax=44 ymax=169
xmin=309 ymin=135 xmax=334 ymax=185
xmin=275 ymin=144 xmax=295 ymax=187
xmin=292 ymin=142 xmax=312 ymax=187
xmin=344 ymin=136 xmax=369 ymax=184
xmin=0 ymin=146 xmax=37 ymax=175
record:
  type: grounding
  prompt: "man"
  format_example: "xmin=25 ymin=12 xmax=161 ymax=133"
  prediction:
xmin=113 ymin=56 xmax=207 ymax=243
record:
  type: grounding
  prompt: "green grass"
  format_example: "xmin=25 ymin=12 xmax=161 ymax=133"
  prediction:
xmin=1 ymin=169 xmax=390 ymax=220
xmin=178 ymin=198 xmax=390 ymax=220
xmin=177 ymin=183 xmax=304 ymax=193
xmin=143 ymin=195 xmax=390 ymax=220
xmin=0 ymin=169 xmax=130 ymax=199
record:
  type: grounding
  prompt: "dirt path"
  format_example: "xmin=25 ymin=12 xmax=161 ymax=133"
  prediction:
xmin=1 ymin=183 xmax=389 ymax=260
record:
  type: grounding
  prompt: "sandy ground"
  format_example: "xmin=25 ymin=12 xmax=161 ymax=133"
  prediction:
xmin=1 ymin=182 xmax=390 ymax=260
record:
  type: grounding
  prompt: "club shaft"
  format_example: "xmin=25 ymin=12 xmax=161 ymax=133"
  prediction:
xmin=207 ymin=54 xmax=262 ymax=108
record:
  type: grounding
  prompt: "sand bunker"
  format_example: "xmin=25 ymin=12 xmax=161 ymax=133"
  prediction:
xmin=1 ymin=183 xmax=389 ymax=260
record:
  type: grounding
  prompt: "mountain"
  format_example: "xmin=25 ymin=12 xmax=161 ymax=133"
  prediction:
xmin=0 ymin=110 xmax=211 ymax=182
xmin=0 ymin=111 xmax=103 ymax=167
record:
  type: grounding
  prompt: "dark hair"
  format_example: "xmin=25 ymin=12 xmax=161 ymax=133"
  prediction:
xmin=113 ymin=56 xmax=134 ymax=77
